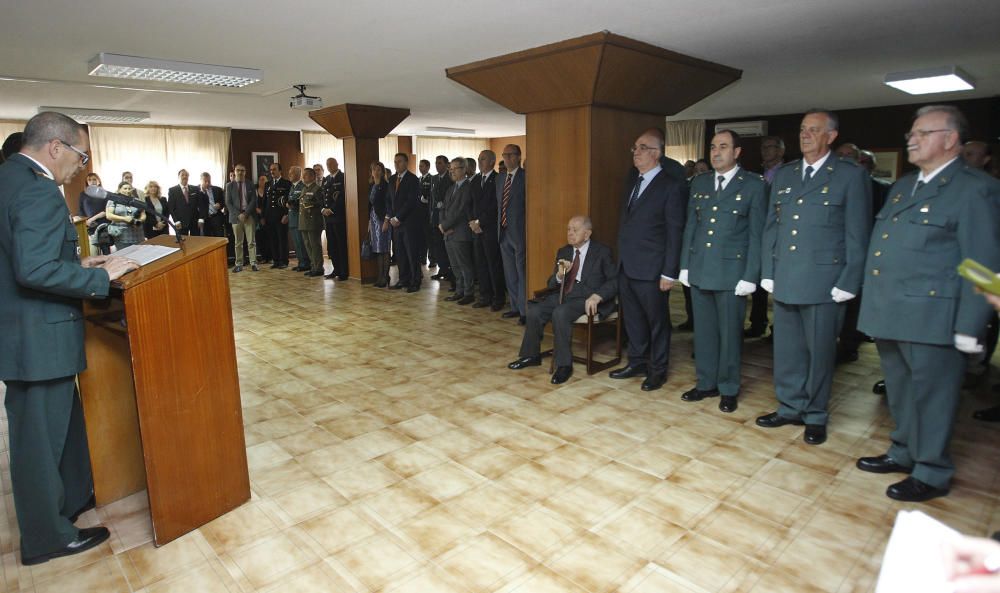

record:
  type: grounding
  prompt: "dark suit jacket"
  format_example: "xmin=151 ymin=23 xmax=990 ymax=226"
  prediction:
xmin=321 ymin=171 xmax=346 ymax=218
xmin=167 ymin=184 xmax=208 ymax=229
xmin=441 ymin=180 xmax=474 ymax=242
xmin=262 ymin=177 xmax=291 ymax=221
xmin=546 ymin=240 xmax=618 ymax=318
xmin=617 ymin=166 xmax=687 ymax=281
xmin=201 ymin=184 xmax=225 ymax=216
xmin=430 ymin=172 xmax=453 ymax=226
xmin=470 ymin=171 xmax=499 ymax=234
xmin=143 ymin=196 xmax=170 ymax=237
xmin=0 ymin=154 xmax=110 ymax=381
xmin=388 ymin=170 xmax=420 ymax=229
xmin=495 ymin=168 xmax=526 ymax=247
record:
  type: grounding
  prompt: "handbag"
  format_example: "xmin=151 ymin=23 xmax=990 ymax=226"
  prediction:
xmin=360 ymin=237 xmax=374 ymax=260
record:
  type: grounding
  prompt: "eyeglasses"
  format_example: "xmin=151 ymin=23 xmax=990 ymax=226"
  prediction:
xmin=500 ymin=152 xmax=518 ymax=157
xmin=904 ymin=129 xmax=952 ymax=142
xmin=59 ymin=140 xmax=90 ymax=165
xmin=630 ymin=144 xmax=659 ymax=154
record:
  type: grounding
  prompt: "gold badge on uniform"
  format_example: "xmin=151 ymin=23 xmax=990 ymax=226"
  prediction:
xmin=821 ymin=186 xmax=829 ymax=194
xmin=735 ymin=195 xmax=742 ymax=201
xmin=919 ymin=205 xmax=930 ymax=213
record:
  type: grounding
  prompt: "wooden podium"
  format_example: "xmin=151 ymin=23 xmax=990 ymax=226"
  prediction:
xmin=78 ymin=235 xmax=250 ymax=546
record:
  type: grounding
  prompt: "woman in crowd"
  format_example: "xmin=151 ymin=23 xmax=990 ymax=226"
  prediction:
xmin=143 ymin=180 xmax=169 ymax=238
xmin=76 ymin=173 xmax=109 ymax=254
xmin=121 ymin=171 xmax=144 ymax=200
xmin=105 ymin=182 xmax=146 ymax=250
xmin=368 ymin=161 xmax=391 ymax=287
xmin=255 ymin=174 xmax=271 ymax=263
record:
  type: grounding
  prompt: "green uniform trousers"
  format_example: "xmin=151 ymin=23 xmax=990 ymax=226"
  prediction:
xmin=302 ymin=229 xmax=324 ymax=274
xmin=876 ymin=339 xmax=965 ymax=488
xmin=690 ymin=286 xmax=746 ymax=396
xmin=773 ymin=300 xmax=845 ymax=426
xmin=4 ymin=376 xmax=93 ymax=557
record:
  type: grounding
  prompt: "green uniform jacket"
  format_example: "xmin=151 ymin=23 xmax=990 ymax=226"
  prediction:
xmin=298 ymin=182 xmax=324 ymax=231
xmin=0 ymin=154 xmax=110 ymax=381
xmin=287 ymin=180 xmax=304 ymax=229
xmin=681 ymin=168 xmax=767 ymax=291
xmin=762 ymin=156 xmax=872 ymax=304
xmin=858 ymin=159 xmax=1000 ymax=345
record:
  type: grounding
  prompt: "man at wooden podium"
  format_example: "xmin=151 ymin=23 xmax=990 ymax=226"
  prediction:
xmin=0 ymin=112 xmax=138 ymax=565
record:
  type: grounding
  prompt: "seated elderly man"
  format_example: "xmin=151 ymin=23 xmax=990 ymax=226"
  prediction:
xmin=508 ymin=215 xmax=617 ymax=384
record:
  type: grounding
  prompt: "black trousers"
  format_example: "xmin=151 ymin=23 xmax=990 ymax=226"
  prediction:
xmin=265 ymin=217 xmax=288 ymax=265
xmin=474 ymin=230 xmax=505 ymax=305
xmin=428 ymin=225 xmax=450 ymax=278
xmin=395 ymin=225 xmax=426 ymax=288
xmin=620 ymin=275 xmax=672 ymax=374
xmin=748 ymin=286 xmax=769 ymax=330
xmin=520 ymin=293 xmax=587 ymax=367
xmin=205 ymin=213 xmax=227 ymax=238
xmin=324 ymin=215 xmax=349 ymax=279
xmin=5 ymin=377 xmax=94 ymax=557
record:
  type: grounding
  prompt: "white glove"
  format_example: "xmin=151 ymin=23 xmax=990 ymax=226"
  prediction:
xmin=760 ymin=279 xmax=774 ymax=293
xmin=678 ymin=269 xmax=690 ymax=287
xmin=734 ymin=280 xmax=756 ymax=297
xmin=830 ymin=287 xmax=856 ymax=303
xmin=955 ymin=333 xmax=984 ymax=354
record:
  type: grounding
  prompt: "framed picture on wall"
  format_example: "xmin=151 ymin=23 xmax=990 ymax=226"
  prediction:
xmin=870 ymin=149 xmax=902 ymax=182
xmin=251 ymin=152 xmax=278 ymax=182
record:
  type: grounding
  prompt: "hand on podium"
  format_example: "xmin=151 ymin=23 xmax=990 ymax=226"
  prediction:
xmin=102 ymin=257 xmax=140 ymax=281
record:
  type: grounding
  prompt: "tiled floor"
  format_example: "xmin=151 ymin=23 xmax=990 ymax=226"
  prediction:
xmin=3 ymin=260 xmax=1000 ymax=593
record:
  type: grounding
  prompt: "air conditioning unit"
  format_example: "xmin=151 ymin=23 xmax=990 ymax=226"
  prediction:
xmin=715 ymin=120 xmax=768 ymax=138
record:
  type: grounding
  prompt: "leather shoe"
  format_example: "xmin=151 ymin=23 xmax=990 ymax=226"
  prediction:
xmin=972 ymin=405 xmax=1000 ymax=422
xmin=886 ymin=476 xmax=949 ymax=502
xmin=471 ymin=301 xmax=491 ymax=308
xmin=324 ymin=273 xmax=336 ymax=279
xmin=430 ymin=273 xmax=444 ymax=280
xmin=755 ymin=411 xmax=804 ymax=428
xmin=508 ymin=356 xmax=542 ymax=370
xmin=551 ymin=366 xmax=573 ymax=384
xmin=856 ymin=454 xmax=912 ymax=474
xmin=69 ymin=494 xmax=96 ymax=523
xmin=22 ymin=526 xmax=110 ymax=566
xmin=518 ymin=316 xmax=526 ymax=325
xmin=501 ymin=310 xmax=520 ymax=319
xmin=719 ymin=395 xmax=738 ymax=413
xmin=490 ymin=303 xmax=505 ymax=312
xmin=389 ymin=283 xmax=405 ymax=290
xmin=743 ymin=326 xmax=766 ymax=338
xmin=804 ymin=424 xmax=827 ymax=445
xmin=445 ymin=294 xmax=462 ymax=301
xmin=609 ymin=364 xmax=648 ymax=379
xmin=458 ymin=296 xmax=475 ymax=305
xmin=836 ymin=349 xmax=859 ymax=364
xmin=406 ymin=286 xmax=419 ymax=293
xmin=641 ymin=373 xmax=666 ymax=391
xmin=681 ymin=387 xmax=719 ymax=402
xmin=305 ymin=270 xmax=324 ymax=277
xmin=872 ymin=380 xmax=886 ymax=395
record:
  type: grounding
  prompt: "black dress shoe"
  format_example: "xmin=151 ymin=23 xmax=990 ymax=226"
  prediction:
xmin=719 ymin=395 xmax=738 ymax=413
xmin=886 ymin=476 xmax=949 ymax=502
xmin=518 ymin=316 xmax=526 ymax=325
xmin=508 ymin=356 xmax=542 ymax=370
xmin=551 ymin=366 xmax=573 ymax=384
xmin=430 ymin=273 xmax=443 ymax=280
xmin=681 ymin=387 xmax=719 ymax=402
xmin=973 ymin=405 xmax=1000 ymax=422
xmin=836 ymin=349 xmax=859 ymax=364
xmin=490 ymin=303 xmax=505 ymax=312
xmin=501 ymin=310 xmax=520 ymax=319
xmin=406 ymin=286 xmax=420 ymax=293
xmin=641 ymin=373 xmax=666 ymax=391
xmin=872 ymin=380 xmax=887 ymax=395
xmin=373 ymin=281 xmax=387 ymax=288
xmin=306 ymin=270 xmax=324 ymax=277
xmin=69 ymin=494 xmax=96 ymax=523
xmin=676 ymin=320 xmax=694 ymax=331
xmin=324 ymin=273 xmax=336 ymax=279
xmin=471 ymin=301 xmax=490 ymax=308
xmin=856 ymin=454 xmax=912 ymax=474
xmin=609 ymin=364 xmax=648 ymax=379
xmin=445 ymin=294 xmax=462 ymax=302
xmin=22 ymin=526 xmax=110 ymax=566
xmin=389 ymin=283 xmax=405 ymax=290
xmin=804 ymin=424 xmax=827 ymax=445
xmin=337 ymin=276 xmax=349 ymax=281
xmin=292 ymin=266 xmax=307 ymax=271
xmin=755 ymin=411 xmax=804 ymax=428
xmin=458 ymin=296 xmax=475 ymax=305
xmin=743 ymin=326 xmax=766 ymax=338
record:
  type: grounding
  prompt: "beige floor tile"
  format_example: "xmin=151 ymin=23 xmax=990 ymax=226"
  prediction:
xmin=445 ymin=483 xmax=527 ymax=528
xmin=276 ymin=427 xmax=342 ymax=457
xmin=625 ymin=569 xmax=704 ymax=593
xmin=490 ymin=507 xmax=579 ymax=562
xmin=382 ymin=564 xmax=472 ymax=593
xmin=297 ymin=505 xmax=380 ymax=554
xmin=545 ymin=532 xmax=645 ymax=593
xmin=637 ymin=481 xmax=718 ymax=528
xmin=273 ymin=478 xmax=349 ymax=522
xmin=146 ymin=559 xmax=240 ymax=593
xmin=694 ymin=503 xmax=786 ymax=559
xmin=659 ymin=533 xmax=750 ymax=592
xmin=363 ymin=481 xmax=440 ymax=525
xmin=439 ymin=532 xmax=535 ymax=593
xmin=667 ymin=459 xmax=742 ymax=499
xmin=334 ymin=531 xmax=419 ymax=589
xmin=323 ymin=459 xmax=402 ymax=500
xmin=258 ymin=561 xmax=353 ymax=593
xmin=754 ymin=459 xmax=835 ymax=500
xmin=509 ymin=565 xmax=591 ymax=593
xmin=496 ymin=428 xmax=566 ymax=460
xmin=199 ymin=503 xmax=279 ymax=555
xmin=398 ymin=506 xmax=477 ymax=559
xmin=454 ymin=444 xmax=529 ymax=480
xmin=33 ymin=557 xmax=129 ymax=593
xmin=408 ymin=460 xmax=487 ymax=501
xmin=227 ymin=531 xmax=318 ymax=589
xmin=125 ymin=532 xmax=208 ymax=589
xmin=595 ymin=506 xmax=686 ymax=557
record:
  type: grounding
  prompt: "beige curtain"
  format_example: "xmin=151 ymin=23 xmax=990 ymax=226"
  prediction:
xmin=0 ymin=121 xmax=26 ymax=148
xmin=302 ymin=131 xmax=345 ymax=171
xmin=378 ymin=135 xmax=399 ymax=169
xmin=665 ymin=119 xmax=705 ymax=164
xmin=90 ymin=125 xmax=230 ymax=193
xmin=415 ymin=137 xmax=491 ymax=170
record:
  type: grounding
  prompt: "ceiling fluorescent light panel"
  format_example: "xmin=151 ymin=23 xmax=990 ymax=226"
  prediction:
xmin=884 ymin=65 xmax=975 ymax=95
xmin=425 ymin=126 xmax=476 ymax=135
xmin=88 ymin=53 xmax=261 ymax=88
xmin=40 ymin=106 xmax=150 ymax=123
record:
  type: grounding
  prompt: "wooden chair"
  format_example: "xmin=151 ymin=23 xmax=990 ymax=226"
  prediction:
xmin=531 ymin=288 xmax=623 ymax=375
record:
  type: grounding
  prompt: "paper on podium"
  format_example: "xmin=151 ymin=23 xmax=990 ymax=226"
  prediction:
xmin=111 ymin=244 xmax=180 ymax=266
xmin=875 ymin=510 xmax=960 ymax=593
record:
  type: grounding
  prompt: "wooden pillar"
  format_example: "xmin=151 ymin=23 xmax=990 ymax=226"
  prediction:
xmin=447 ymin=32 xmax=741 ymax=296
xmin=308 ymin=104 xmax=410 ymax=283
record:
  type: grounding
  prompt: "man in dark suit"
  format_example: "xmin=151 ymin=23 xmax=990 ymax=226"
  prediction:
xmin=388 ymin=152 xmax=424 ymax=292
xmin=0 ymin=112 xmax=138 ymax=565
xmin=509 ymin=216 xmax=617 ymax=384
xmin=199 ymin=172 xmax=226 ymax=239
xmin=678 ymin=130 xmax=767 ymax=413
xmin=470 ymin=149 xmax=505 ymax=310
xmin=609 ymin=128 xmax=687 ymax=391
xmin=225 ymin=164 xmax=259 ymax=272
xmin=757 ymin=109 xmax=872 ymax=446
xmin=429 ymin=155 xmax=453 ymax=286
xmin=497 ymin=144 xmax=527 ymax=323
xmin=262 ymin=162 xmax=291 ymax=269
xmin=167 ymin=169 xmax=207 ymax=236
xmin=856 ymin=105 xmax=1000 ymax=502
xmin=321 ymin=158 xmax=348 ymax=280
xmin=419 ymin=159 xmax=436 ymax=268
xmin=440 ymin=158 xmax=476 ymax=304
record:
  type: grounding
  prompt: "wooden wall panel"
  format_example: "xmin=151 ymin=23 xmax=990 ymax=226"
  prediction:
xmin=343 ymin=137 xmax=379 ymax=282
xmin=489 ymin=136 xmax=527 ymax=164
xmin=228 ymin=129 xmax=303 ymax=178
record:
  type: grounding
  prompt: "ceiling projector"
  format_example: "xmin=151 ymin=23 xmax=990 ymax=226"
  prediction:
xmin=290 ymin=84 xmax=322 ymax=110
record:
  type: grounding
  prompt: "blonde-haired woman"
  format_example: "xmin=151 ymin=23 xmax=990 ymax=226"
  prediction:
xmin=143 ymin=181 xmax=169 ymax=238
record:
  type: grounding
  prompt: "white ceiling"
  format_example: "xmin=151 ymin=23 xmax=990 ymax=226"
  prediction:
xmin=0 ymin=0 xmax=997 ymax=137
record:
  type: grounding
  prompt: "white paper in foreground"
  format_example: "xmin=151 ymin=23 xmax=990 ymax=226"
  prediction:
xmin=876 ymin=510 xmax=960 ymax=593
xmin=111 ymin=244 xmax=180 ymax=266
